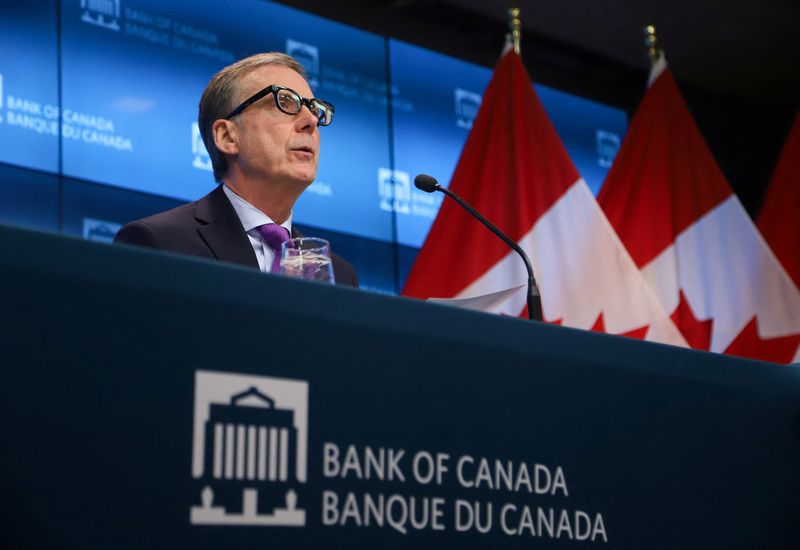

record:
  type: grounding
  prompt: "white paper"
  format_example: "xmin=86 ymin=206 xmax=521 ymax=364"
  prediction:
xmin=426 ymin=283 xmax=527 ymax=313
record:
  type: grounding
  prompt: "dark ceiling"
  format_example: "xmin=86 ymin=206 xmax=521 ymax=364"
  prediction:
xmin=444 ymin=0 xmax=799 ymax=111
xmin=276 ymin=0 xmax=798 ymax=112
xmin=274 ymin=0 xmax=799 ymax=211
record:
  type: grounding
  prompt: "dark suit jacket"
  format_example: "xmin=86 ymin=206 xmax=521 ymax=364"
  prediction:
xmin=114 ymin=186 xmax=358 ymax=287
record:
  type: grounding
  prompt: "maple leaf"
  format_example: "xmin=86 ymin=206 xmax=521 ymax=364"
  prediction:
xmin=724 ymin=316 xmax=800 ymax=364
xmin=670 ymin=290 xmax=713 ymax=350
xmin=590 ymin=313 xmax=649 ymax=340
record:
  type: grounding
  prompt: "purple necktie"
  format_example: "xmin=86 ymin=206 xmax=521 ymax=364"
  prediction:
xmin=256 ymin=224 xmax=292 ymax=273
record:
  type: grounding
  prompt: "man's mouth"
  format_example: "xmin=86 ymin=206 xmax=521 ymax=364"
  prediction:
xmin=291 ymin=145 xmax=314 ymax=155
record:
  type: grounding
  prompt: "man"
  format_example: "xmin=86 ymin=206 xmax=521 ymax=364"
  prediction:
xmin=114 ymin=52 xmax=358 ymax=286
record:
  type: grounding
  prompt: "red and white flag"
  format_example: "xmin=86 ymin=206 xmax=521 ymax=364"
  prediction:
xmin=598 ymin=55 xmax=800 ymax=363
xmin=758 ymin=113 xmax=800 ymax=290
xmin=403 ymin=49 xmax=687 ymax=347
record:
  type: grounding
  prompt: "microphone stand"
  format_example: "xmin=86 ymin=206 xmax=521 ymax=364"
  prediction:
xmin=417 ymin=175 xmax=543 ymax=322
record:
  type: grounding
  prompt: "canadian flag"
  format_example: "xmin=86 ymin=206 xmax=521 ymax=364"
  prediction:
xmin=598 ymin=55 xmax=800 ymax=363
xmin=403 ymin=49 xmax=687 ymax=347
xmin=758 ymin=113 xmax=800 ymax=290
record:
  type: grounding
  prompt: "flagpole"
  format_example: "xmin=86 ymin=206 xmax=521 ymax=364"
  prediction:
xmin=644 ymin=24 xmax=661 ymax=66
xmin=508 ymin=8 xmax=521 ymax=54
xmin=505 ymin=8 xmax=544 ymax=322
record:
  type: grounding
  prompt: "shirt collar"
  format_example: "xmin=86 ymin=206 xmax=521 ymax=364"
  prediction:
xmin=222 ymin=184 xmax=293 ymax=235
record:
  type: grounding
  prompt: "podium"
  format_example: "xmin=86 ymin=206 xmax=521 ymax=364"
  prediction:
xmin=1 ymin=224 xmax=798 ymax=549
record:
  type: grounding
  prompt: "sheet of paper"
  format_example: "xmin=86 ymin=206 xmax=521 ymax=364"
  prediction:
xmin=426 ymin=283 xmax=527 ymax=313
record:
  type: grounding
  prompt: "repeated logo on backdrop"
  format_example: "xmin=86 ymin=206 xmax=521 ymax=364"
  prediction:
xmin=454 ymin=88 xmax=481 ymax=130
xmin=191 ymin=122 xmax=212 ymax=172
xmin=80 ymin=0 xmax=122 ymax=31
xmin=0 ymin=73 xmax=59 ymax=137
xmin=80 ymin=1 xmax=235 ymax=62
xmin=286 ymin=39 xmax=320 ymax=90
xmin=378 ymin=168 xmax=411 ymax=215
xmin=595 ymin=130 xmax=621 ymax=168
xmin=378 ymin=167 xmax=441 ymax=220
xmin=82 ymin=217 xmax=122 ymax=243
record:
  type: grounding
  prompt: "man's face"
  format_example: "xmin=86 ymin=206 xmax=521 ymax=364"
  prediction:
xmin=230 ymin=65 xmax=320 ymax=190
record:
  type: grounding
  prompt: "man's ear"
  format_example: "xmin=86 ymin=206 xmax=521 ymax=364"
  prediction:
xmin=212 ymin=119 xmax=238 ymax=156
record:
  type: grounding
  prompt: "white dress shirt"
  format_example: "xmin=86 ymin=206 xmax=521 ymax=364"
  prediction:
xmin=222 ymin=185 xmax=293 ymax=273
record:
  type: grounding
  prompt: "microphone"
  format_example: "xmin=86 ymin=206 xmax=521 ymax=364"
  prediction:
xmin=414 ymin=174 xmax=543 ymax=322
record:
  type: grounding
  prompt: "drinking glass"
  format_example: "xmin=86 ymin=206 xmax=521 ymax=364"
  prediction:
xmin=280 ymin=237 xmax=335 ymax=284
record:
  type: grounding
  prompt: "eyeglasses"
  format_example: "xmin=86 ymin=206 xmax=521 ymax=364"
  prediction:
xmin=224 ymin=85 xmax=335 ymax=126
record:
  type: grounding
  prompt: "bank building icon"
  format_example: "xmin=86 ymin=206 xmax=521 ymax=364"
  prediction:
xmin=191 ymin=123 xmax=212 ymax=171
xmin=454 ymin=88 xmax=482 ymax=129
xmin=286 ymin=39 xmax=319 ymax=89
xmin=596 ymin=129 xmax=621 ymax=168
xmin=80 ymin=0 xmax=122 ymax=31
xmin=191 ymin=371 xmax=308 ymax=527
xmin=378 ymin=168 xmax=411 ymax=215
xmin=82 ymin=217 xmax=122 ymax=244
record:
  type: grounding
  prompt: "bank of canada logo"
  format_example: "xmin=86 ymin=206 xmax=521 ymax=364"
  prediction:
xmin=80 ymin=0 xmax=121 ymax=31
xmin=82 ymin=217 xmax=122 ymax=243
xmin=286 ymin=39 xmax=319 ymax=89
xmin=596 ymin=130 xmax=621 ymax=168
xmin=455 ymin=88 xmax=481 ymax=129
xmin=190 ymin=370 xmax=308 ymax=527
xmin=378 ymin=168 xmax=411 ymax=214
xmin=192 ymin=123 xmax=212 ymax=172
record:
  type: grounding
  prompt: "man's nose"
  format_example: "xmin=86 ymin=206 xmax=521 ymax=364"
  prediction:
xmin=296 ymin=104 xmax=317 ymax=132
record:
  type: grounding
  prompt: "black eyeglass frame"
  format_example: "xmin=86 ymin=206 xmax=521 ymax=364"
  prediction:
xmin=224 ymin=84 xmax=335 ymax=126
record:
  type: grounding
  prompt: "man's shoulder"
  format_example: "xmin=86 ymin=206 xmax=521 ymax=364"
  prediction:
xmin=116 ymin=185 xmax=226 ymax=237
xmin=113 ymin=201 xmax=198 ymax=246
xmin=127 ymin=201 xmax=199 ymax=231
xmin=112 ymin=183 xmax=228 ymax=254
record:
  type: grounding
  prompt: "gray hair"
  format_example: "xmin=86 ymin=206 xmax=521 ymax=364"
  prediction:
xmin=198 ymin=52 xmax=306 ymax=182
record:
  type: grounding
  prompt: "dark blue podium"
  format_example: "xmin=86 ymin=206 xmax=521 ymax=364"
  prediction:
xmin=1 ymin=224 xmax=798 ymax=549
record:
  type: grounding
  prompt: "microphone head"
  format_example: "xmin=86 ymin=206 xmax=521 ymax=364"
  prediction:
xmin=414 ymin=174 xmax=439 ymax=193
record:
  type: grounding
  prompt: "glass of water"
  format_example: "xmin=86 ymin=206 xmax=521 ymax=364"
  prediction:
xmin=280 ymin=237 xmax=335 ymax=284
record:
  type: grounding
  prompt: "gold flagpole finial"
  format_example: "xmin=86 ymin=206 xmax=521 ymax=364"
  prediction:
xmin=644 ymin=24 xmax=661 ymax=65
xmin=508 ymin=8 xmax=521 ymax=54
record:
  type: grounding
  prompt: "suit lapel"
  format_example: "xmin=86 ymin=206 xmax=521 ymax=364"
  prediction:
xmin=195 ymin=186 xmax=259 ymax=269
